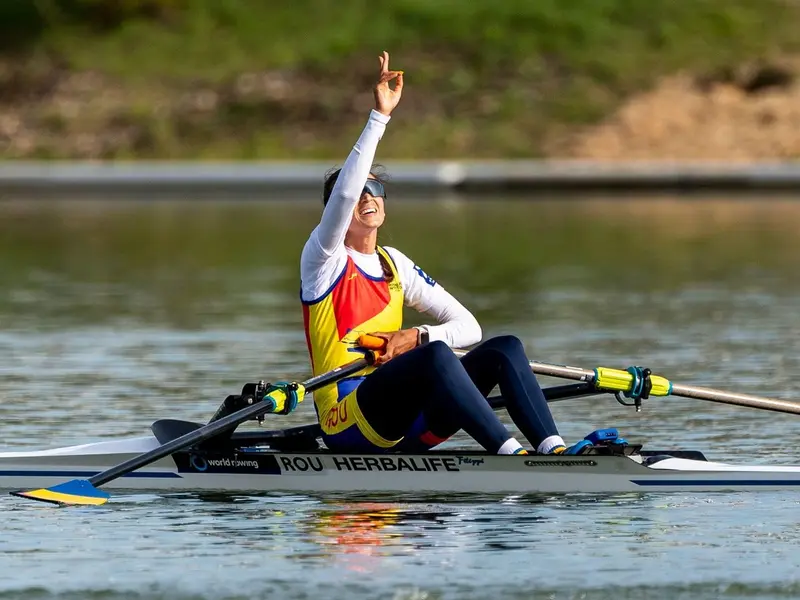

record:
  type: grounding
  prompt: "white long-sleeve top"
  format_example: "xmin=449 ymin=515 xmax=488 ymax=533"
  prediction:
xmin=300 ymin=110 xmax=482 ymax=348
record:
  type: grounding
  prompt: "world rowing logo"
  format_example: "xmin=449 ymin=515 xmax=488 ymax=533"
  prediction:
xmin=175 ymin=452 xmax=282 ymax=475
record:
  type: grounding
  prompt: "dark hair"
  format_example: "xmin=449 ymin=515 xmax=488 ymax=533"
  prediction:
xmin=322 ymin=163 xmax=389 ymax=206
xmin=322 ymin=164 xmax=393 ymax=281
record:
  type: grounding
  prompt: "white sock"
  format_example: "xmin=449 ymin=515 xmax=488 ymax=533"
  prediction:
xmin=537 ymin=435 xmax=566 ymax=454
xmin=497 ymin=438 xmax=524 ymax=455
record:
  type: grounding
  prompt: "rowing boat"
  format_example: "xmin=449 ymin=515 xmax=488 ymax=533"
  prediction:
xmin=3 ymin=418 xmax=800 ymax=494
xmin=7 ymin=354 xmax=800 ymax=504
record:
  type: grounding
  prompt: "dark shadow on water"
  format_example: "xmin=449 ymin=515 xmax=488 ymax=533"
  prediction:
xmin=149 ymin=489 xmax=651 ymax=508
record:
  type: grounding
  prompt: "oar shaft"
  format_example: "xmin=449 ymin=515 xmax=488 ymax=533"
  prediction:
xmin=528 ymin=361 xmax=800 ymax=415
xmin=90 ymin=396 xmax=277 ymax=487
xmin=235 ymin=382 xmax=603 ymax=444
xmin=528 ymin=361 xmax=596 ymax=382
xmin=453 ymin=349 xmax=800 ymax=415
xmin=452 ymin=350 xmax=596 ymax=383
xmin=671 ymin=383 xmax=800 ymax=415
xmin=89 ymin=356 xmax=371 ymax=488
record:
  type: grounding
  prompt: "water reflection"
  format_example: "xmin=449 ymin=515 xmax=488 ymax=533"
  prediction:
xmin=1 ymin=197 xmax=799 ymax=456
xmin=147 ymin=491 xmax=662 ymax=565
xmin=2 ymin=197 xmax=800 ymax=599
xmin=1 ymin=198 xmax=799 ymax=330
xmin=4 ymin=485 xmax=800 ymax=599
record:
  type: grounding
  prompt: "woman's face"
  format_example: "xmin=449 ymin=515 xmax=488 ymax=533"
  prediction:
xmin=348 ymin=174 xmax=386 ymax=234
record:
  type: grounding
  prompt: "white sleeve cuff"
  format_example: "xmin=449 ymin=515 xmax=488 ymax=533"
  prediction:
xmin=421 ymin=324 xmax=446 ymax=345
xmin=369 ymin=109 xmax=391 ymax=125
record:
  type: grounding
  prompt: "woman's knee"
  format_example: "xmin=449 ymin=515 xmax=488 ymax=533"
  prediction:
xmin=418 ymin=340 xmax=460 ymax=369
xmin=483 ymin=334 xmax=526 ymax=355
xmin=414 ymin=341 xmax=463 ymax=380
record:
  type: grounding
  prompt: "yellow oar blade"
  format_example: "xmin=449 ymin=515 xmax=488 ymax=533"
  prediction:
xmin=11 ymin=479 xmax=110 ymax=506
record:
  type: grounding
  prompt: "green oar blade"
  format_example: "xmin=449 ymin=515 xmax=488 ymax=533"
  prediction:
xmin=11 ymin=479 xmax=110 ymax=506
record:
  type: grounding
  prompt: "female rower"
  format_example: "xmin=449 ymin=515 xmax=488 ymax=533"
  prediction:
xmin=301 ymin=52 xmax=587 ymax=456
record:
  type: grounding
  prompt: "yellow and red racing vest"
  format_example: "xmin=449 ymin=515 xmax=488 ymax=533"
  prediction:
xmin=302 ymin=246 xmax=403 ymax=446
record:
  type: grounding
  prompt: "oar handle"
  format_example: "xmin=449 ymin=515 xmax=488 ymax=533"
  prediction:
xmin=358 ymin=334 xmax=387 ymax=353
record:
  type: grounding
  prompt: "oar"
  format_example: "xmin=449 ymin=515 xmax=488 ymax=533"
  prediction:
xmin=242 ymin=381 xmax=602 ymax=445
xmin=11 ymin=354 xmax=377 ymax=506
xmin=450 ymin=350 xmax=800 ymax=416
xmin=357 ymin=334 xmax=800 ymax=414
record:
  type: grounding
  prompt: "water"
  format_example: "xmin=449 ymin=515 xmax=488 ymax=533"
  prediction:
xmin=1 ymin=197 xmax=800 ymax=599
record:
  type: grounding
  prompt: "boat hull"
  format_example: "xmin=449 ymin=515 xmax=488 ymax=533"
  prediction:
xmin=3 ymin=435 xmax=800 ymax=495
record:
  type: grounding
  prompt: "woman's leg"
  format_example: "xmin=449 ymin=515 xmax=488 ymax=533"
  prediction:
xmin=356 ymin=341 xmax=524 ymax=454
xmin=459 ymin=335 xmax=565 ymax=454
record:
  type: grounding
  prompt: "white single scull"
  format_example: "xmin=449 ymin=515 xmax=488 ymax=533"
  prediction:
xmin=7 ymin=355 xmax=800 ymax=504
xmin=2 ymin=420 xmax=800 ymax=494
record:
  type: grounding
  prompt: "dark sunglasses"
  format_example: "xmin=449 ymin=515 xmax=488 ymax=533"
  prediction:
xmin=362 ymin=179 xmax=387 ymax=199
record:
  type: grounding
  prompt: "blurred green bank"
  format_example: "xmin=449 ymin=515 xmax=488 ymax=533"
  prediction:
xmin=1 ymin=0 xmax=799 ymax=159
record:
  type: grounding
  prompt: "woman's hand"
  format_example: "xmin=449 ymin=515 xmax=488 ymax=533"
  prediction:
xmin=374 ymin=51 xmax=404 ymax=117
xmin=368 ymin=328 xmax=418 ymax=364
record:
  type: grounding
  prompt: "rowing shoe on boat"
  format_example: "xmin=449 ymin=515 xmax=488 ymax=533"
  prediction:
xmin=4 ymin=352 xmax=800 ymax=503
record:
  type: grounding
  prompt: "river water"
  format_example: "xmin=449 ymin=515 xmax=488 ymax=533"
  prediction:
xmin=1 ymin=197 xmax=799 ymax=600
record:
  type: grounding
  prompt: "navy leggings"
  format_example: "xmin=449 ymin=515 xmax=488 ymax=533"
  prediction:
xmin=356 ymin=335 xmax=559 ymax=453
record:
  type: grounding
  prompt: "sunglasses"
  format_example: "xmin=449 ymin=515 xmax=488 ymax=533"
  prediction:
xmin=362 ymin=179 xmax=387 ymax=199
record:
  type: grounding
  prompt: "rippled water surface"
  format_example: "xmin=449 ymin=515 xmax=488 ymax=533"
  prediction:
xmin=1 ymin=197 xmax=800 ymax=600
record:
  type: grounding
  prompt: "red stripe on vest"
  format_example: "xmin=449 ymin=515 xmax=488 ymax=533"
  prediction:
xmin=329 ymin=259 xmax=391 ymax=340
xmin=302 ymin=303 xmax=314 ymax=372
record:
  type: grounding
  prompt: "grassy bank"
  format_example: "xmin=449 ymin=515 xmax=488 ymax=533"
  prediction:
xmin=2 ymin=0 xmax=800 ymax=159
